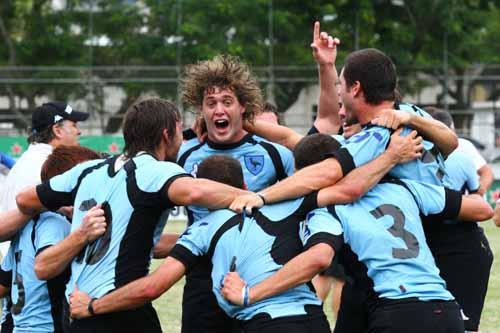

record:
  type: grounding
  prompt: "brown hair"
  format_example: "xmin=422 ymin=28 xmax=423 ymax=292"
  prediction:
xmin=197 ymin=154 xmax=244 ymax=189
xmin=122 ymin=98 xmax=180 ymax=158
xmin=182 ymin=54 xmax=263 ymax=123
xmin=41 ymin=146 xmax=101 ymax=181
xmin=294 ymin=134 xmax=341 ymax=170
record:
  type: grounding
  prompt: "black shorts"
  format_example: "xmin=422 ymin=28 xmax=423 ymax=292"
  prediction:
xmin=69 ymin=302 xmax=162 ymax=333
xmin=334 ymin=282 xmax=368 ymax=333
xmin=368 ymin=299 xmax=464 ymax=333
xmin=182 ymin=259 xmax=236 ymax=333
xmin=427 ymin=226 xmax=494 ymax=331
xmin=239 ymin=305 xmax=330 ymax=333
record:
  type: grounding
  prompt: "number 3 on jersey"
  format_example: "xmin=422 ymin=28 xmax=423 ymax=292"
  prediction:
xmin=370 ymin=204 xmax=419 ymax=259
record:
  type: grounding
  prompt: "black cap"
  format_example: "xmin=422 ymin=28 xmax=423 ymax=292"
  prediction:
xmin=31 ymin=101 xmax=89 ymax=132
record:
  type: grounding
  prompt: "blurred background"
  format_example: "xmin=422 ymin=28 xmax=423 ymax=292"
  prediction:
xmin=1 ymin=0 xmax=500 ymax=194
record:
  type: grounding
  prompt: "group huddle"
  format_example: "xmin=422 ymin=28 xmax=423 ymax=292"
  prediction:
xmin=0 ymin=22 xmax=494 ymax=333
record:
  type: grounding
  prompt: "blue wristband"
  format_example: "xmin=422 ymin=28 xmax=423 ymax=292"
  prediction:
xmin=243 ymin=285 xmax=250 ymax=306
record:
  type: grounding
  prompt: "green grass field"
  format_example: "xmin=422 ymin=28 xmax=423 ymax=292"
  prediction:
xmin=154 ymin=220 xmax=500 ymax=333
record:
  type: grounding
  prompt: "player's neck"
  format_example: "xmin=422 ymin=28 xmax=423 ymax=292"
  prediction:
xmin=358 ymin=100 xmax=395 ymax=125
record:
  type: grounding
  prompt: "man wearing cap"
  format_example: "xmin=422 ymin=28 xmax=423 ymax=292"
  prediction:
xmin=0 ymin=101 xmax=88 ymax=247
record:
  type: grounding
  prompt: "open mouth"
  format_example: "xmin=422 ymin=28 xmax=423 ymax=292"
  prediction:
xmin=214 ymin=119 xmax=229 ymax=130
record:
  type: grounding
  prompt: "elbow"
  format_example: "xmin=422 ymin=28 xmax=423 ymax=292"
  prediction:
xmin=494 ymin=208 xmax=500 ymax=227
xmin=309 ymin=245 xmax=334 ymax=273
xmin=15 ymin=192 xmax=30 ymax=215
xmin=443 ymin=134 xmax=459 ymax=157
xmin=141 ymin=283 xmax=163 ymax=301
xmin=478 ymin=204 xmax=494 ymax=222
xmin=34 ymin=261 xmax=51 ymax=281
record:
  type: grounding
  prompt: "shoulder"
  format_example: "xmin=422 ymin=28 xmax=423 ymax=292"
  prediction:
xmin=178 ymin=140 xmax=206 ymax=165
xmin=252 ymin=135 xmax=293 ymax=157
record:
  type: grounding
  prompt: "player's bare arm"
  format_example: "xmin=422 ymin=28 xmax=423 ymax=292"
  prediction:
xmin=457 ymin=194 xmax=493 ymax=222
xmin=0 ymin=208 xmax=33 ymax=241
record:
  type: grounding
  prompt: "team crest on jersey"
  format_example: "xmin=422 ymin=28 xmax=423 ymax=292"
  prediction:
xmin=244 ymin=155 xmax=264 ymax=175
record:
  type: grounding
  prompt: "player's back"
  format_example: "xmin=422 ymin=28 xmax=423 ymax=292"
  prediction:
xmin=41 ymin=153 xmax=187 ymax=301
xmin=334 ymin=179 xmax=454 ymax=301
xmin=7 ymin=212 xmax=70 ymax=332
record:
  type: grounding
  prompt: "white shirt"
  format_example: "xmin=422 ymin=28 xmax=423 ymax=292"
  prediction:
xmin=0 ymin=143 xmax=53 ymax=255
xmin=456 ymin=138 xmax=486 ymax=171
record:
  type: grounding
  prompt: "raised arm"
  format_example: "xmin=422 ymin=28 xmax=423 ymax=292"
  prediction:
xmin=69 ymin=256 xmax=186 ymax=318
xmin=311 ymin=21 xmax=341 ymax=134
xmin=244 ymin=120 xmax=303 ymax=151
xmin=371 ymin=109 xmax=458 ymax=157
xmin=34 ymin=205 xmax=106 ymax=280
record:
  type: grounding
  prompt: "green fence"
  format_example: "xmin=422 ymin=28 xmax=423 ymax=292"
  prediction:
xmin=0 ymin=136 xmax=125 ymax=157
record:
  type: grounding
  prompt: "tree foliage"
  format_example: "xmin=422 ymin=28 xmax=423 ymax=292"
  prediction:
xmin=0 ymin=0 xmax=499 ymax=131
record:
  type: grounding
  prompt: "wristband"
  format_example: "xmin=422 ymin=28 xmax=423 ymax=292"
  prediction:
xmin=88 ymin=298 xmax=98 ymax=316
xmin=257 ymin=193 xmax=266 ymax=206
xmin=241 ymin=285 xmax=250 ymax=306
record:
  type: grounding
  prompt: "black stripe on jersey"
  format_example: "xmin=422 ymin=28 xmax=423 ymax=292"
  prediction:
xmin=307 ymin=125 xmax=319 ymax=136
xmin=47 ymin=267 xmax=70 ymax=333
xmin=0 ymin=267 xmax=12 ymax=287
xmin=206 ymin=215 xmax=242 ymax=260
xmin=328 ymin=148 xmax=355 ymax=177
xmin=36 ymin=159 xmax=109 ymax=212
xmin=429 ymin=188 xmax=462 ymax=221
xmin=178 ymin=142 xmax=205 ymax=167
xmin=113 ymin=160 xmax=177 ymax=288
xmin=303 ymin=232 xmax=343 ymax=254
xmin=256 ymin=141 xmax=287 ymax=181
xmin=251 ymin=210 xmax=306 ymax=266
xmin=30 ymin=214 xmax=40 ymax=251
xmin=169 ymin=244 xmax=199 ymax=272
xmin=296 ymin=192 xmax=319 ymax=216
xmin=1 ymin=298 xmax=13 ymax=333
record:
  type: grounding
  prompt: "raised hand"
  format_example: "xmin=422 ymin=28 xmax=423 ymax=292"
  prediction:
xmin=311 ymin=21 xmax=340 ymax=66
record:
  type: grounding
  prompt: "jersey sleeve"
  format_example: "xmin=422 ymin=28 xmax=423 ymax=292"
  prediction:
xmin=401 ymin=179 xmax=462 ymax=219
xmin=136 ymin=160 xmax=192 ymax=209
xmin=300 ymin=207 xmax=344 ymax=252
xmin=34 ymin=213 xmax=71 ymax=254
xmin=329 ymin=127 xmax=390 ymax=176
xmin=36 ymin=160 xmax=103 ymax=211
xmin=169 ymin=220 xmax=210 ymax=271
xmin=463 ymin=157 xmax=480 ymax=193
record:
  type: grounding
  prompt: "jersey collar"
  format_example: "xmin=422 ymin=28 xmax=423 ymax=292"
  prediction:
xmin=206 ymin=133 xmax=254 ymax=150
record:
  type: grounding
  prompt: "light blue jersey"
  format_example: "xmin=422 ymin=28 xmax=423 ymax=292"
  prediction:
xmin=331 ymin=179 xmax=461 ymax=301
xmin=332 ymin=103 xmax=446 ymax=186
xmin=0 ymin=247 xmax=14 ymax=333
xmin=177 ymin=133 xmax=294 ymax=223
xmin=170 ymin=194 xmax=342 ymax=321
xmin=8 ymin=212 xmax=70 ymax=333
xmin=442 ymin=150 xmax=479 ymax=193
xmin=36 ymin=154 xmax=189 ymax=301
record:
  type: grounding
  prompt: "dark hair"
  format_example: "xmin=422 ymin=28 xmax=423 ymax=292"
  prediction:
xmin=294 ymin=134 xmax=341 ymax=170
xmin=123 ymin=98 xmax=180 ymax=158
xmin=197 ymin=154 xmax=244 ymax=189
xmin=41 ymin=145 xmax=101 ymax=181
xmin=27 ymin=123 xmax=60 ymax=144
xmin=343 ymin=48 xmax=397 ymax=105
xmin=425 ymin=107 xmax=454 ymax=129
